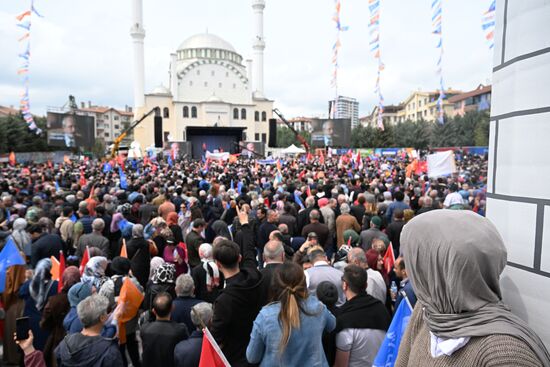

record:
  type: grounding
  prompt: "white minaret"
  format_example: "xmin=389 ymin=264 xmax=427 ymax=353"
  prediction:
xmin=130 ymin=0 xmax=145 ymax=110
xmin=252 ymin=0 xmax=265 ymax=98
xmin=246 ymin=59 xmax=253 ymax=93
xmin=170 ymin=53 xmax=178 ymax=100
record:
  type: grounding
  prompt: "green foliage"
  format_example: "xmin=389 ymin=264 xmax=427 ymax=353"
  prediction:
xmin=276 ymin=127 xmax=310 ymax=148
xmin=351 ymin=111 xmax=490 ymax=148
xmin=0 ymin=114 xmax=56 ymax=153
xmin=91 ymin=140 xmax=106 ymax=158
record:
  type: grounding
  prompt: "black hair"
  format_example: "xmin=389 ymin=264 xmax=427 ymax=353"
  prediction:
xmin=342 ymin=264 xmax=367 ymax=295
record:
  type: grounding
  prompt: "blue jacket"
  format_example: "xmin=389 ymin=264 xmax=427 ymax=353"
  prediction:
xmin=171 ymin=296 xmax=202 ymax=333
xmin=63 ymin=307 xmax=117 ymax=338
xmin=174 ymin=330 xmax=203 ymax=367
xmin=246 ymin=295 xmax=336 ymax=366
xmin=396 ymin=278 xmax=417 ymax=311
xmin=386 ymin=201 xmax=410 ymax=223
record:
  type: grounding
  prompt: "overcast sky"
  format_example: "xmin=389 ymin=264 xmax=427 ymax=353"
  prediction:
xmin=0 ymin=0 xmax=493 ymax=118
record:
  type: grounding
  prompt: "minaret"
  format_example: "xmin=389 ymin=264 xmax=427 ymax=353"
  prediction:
xmin=130 ymin=0 xmax=145 ymax=110
xmin=252 ymin=0 xmax=265 ymax=98
xmin=170 ymin=53 xmax=178 ymax=100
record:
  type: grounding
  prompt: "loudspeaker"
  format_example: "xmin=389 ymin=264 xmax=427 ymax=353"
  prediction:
xmin=154 ymin=116 xmax=163 ymax=148
xmin=268 ymin=118 xmax=277 ymax=147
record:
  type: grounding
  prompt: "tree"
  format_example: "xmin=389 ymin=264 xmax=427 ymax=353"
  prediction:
xmin=276 ymin=127 xmax=310 ymax=148
xmin=0 ymin=115 xmax=55 ymax=153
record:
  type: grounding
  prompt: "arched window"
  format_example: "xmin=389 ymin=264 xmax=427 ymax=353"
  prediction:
xmin=163 ymin=107 xmax=170 ymax=118
xmin=254 ymin=111 xmax=260 ymax=122
xmin=183 ymin=106 xmax=189 ymax=118
xmin=261 ymin=111 xmax=267 ymax=121
xmin=154 ymin=107 xmax=161 ymax=117
xmin=241 ymin=108 xmax=247 ymax=120
xmin=233 ymin=108 xmax=239 ymax=119
xmin=191 ymin=106 xmax=197 ymax=118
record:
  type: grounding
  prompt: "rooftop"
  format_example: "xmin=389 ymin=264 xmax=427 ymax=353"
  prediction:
xmin=448 ymin=84 xmax=492 ymax=103
xmin=178 ymin=33 xmax=236 ymax=53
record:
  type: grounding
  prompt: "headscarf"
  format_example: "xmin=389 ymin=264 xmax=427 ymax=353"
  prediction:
xmin=401 ymin=210 xmax=550 ymax=366
xmin=62 ymin=266 xmax=81 ymax=292
xmin=81 ymin=256 xmax=108 ymax=289
xmin=166 ymin=212 xmax=179 ymax=227
xmin=149 ymin=256 xmax=165 ymax=280
xmin=151 ymin=263 xmax=176 ymax=284
xmin=199 ymin=243 xmax=220 ymax=292
xmin=30 ymin=258 xmax=54 ymax=311
xmin=211 ymin=220 xmax=231 ymax=240
xmin=10 ymin=218 xmax=31 ymax=252
xmin=68 ymin=282 xmax=92 ymax=307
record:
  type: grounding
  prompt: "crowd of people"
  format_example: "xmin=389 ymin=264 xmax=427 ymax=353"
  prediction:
xmin=0 ymin=151 xmax=549 ymax=367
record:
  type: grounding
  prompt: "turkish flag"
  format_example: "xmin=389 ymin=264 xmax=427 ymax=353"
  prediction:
xmin=199 ymin=327 xmax=230 ymax=367
xmin=79 ymin=247 xmax=90 ymax=275
xmin=383 ymin=243 xmax=396 ymax=275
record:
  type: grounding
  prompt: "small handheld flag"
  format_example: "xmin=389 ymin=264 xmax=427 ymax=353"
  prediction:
xmin=373 ymin=296 xmax=413 ymax=367
xmin=0 ymin=239 xmax=26 ymax=293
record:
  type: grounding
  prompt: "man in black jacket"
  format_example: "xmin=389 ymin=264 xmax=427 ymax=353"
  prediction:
xmin=335 ymin=265 xmax=391 ymax=366
xmin=141 ymin=292 xmax=189 ymax=367
xmin=29 ymin=222 xmax=64 ymax=268
xmin=211 ymin=206 xmax=265 ymax=366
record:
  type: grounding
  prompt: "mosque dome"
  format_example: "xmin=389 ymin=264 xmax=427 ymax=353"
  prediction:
xmin=150 ymin=84 xmax=171 ymax=95
xmin=178 ymin=33 xmax=236 ymax=53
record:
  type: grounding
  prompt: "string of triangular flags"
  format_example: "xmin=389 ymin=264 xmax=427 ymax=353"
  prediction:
xmin=368 ymin=0 xmax=385 ymax=131
xmin=482 ymin=0 xmax=496 ymax=49
xmin=16 ymin=0 xmax=43 ymax=134
xmin=330 ymin=0 xmax=349 ymax=93
xmin=431 ymin=0 xmax=445 ymax=124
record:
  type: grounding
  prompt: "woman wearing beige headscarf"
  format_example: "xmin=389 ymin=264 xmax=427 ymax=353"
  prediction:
xmin=396 ymin=210 xmax=550 ymax=367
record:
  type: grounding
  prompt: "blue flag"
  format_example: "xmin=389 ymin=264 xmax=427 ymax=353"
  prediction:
xmin=119 ymin=168 xmax=128 ymax=189
xmin=70 ymin=213 xmax=77 ymax=223
xmin=131 ymin=159 xmax=138 ymax=169
xmin=6 ymin=210 xmax=11 ymax=223
xmin=294 ymin=192 xmax=305 ymax=210
xmin=167 ymin=155 xmax=173 ymax=167
xmin=0 ymin=239 xmax=26 ymax=293
xmin=118 ymin=218 xmax=129 ymax=231
xmin=237 ymin=181 xmax=243 ymax=194
xmin=373 ymin=297 xmax=413 ymax=367
xmin=103 ymin=162 xmax=112 ymax=173
xmin=54 ymin=181 xmax=60 ymax=191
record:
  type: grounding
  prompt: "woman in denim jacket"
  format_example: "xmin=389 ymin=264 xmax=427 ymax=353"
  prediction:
xmin=246 ymin=262 xmax=336 ymax=366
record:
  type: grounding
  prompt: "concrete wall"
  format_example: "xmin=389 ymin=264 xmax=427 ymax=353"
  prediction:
xmin=487 ymin=0 xmax=550 ymax=347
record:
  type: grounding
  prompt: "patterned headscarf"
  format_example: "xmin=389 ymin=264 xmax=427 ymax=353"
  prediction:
xmin=30 ymin=258 xmax=54 ymax=311
xmin=149 ymin=257 xmax=165 ymax=280
xmin=81 ymin=256 xmax=108 ymax=289
xmin=151 ymin=263 xmax=176 ymax=284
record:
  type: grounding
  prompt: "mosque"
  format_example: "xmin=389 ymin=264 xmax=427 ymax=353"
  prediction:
xmin=131 ymin=0 xmax=273 ymax=158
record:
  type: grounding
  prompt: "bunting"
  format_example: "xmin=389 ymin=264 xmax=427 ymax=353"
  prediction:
xmin=330 ymin=0 xmax=349 ymax=94
xmin=368 ymin=0 xmax=385 ymax=130
xmin=432 ymin=0 xmax=445 ymax=124
xmin=482 ymin=0 xmax=496 ymax=49
xmin=16 ymin=0 xmax=43 ymax=134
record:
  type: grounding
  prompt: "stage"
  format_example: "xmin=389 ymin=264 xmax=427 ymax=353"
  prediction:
xmin=186 ymin=126 xmax=246 ymax=159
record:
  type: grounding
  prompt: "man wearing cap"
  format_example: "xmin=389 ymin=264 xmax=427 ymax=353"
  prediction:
xmin=359 ymin=216 xmax=389 ymax=251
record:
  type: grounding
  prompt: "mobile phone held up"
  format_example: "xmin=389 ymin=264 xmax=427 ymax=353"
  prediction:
xmin=16 ymin=316 xmax=30 ymax=341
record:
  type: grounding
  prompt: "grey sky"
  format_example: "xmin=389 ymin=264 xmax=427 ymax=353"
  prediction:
xmin=0 ymin=0 xmax=493 ymax=118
